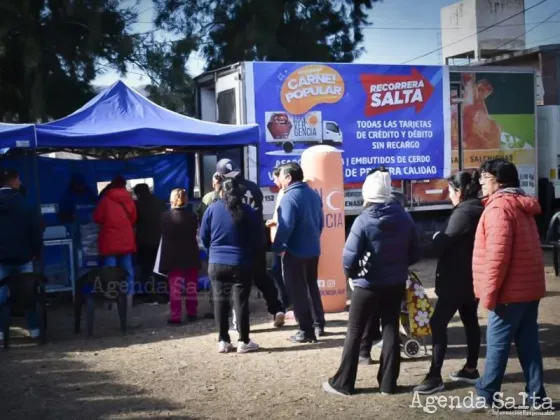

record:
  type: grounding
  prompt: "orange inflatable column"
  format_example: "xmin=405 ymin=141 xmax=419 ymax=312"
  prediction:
xmin=301 ymin=145 xmax=347 ymax=313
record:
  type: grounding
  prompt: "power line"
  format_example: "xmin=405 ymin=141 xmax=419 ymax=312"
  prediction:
xmin=531 ymin=33 xmax=560 ymax=45
xmin=363 ymin=21 xmax=560 ymax=31
xmin=133 ymin=20 xmax=560 ymax=30
xmin=487 ymin=6 xmax=560 ymax=53
xmin=400 ymin=0 xmax=550 ymax=64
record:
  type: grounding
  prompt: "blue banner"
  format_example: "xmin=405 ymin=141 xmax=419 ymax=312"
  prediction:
xmin=250 ymin=62 xmax=450 ymax=187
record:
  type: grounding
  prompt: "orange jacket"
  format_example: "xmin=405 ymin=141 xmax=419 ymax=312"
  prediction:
xmin=472 ymin=190 xmax=545 ymax=310
xmin=93 ymin=187 xmax=137 ymax=256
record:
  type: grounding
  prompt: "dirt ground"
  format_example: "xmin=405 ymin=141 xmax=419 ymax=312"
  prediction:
xmin=1 ymin=255 xmax=559 ymax=420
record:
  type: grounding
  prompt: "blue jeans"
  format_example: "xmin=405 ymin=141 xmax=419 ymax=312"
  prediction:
xmin=103 ymin=255 xmax=134 ymax=296
xmin=0 ymin=262 xmax=40 ymax=331
xmin=476 ymin=301 xmax=546 ymax=406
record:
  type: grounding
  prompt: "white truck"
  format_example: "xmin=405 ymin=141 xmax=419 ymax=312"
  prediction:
xmin=193 ymin=62 xmax=557 ymax=241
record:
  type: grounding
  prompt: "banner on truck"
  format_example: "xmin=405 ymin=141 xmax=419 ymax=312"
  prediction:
xmin=250 ymin=62 xmax=451 ymax=187
xmin=410 ymin=70 xmax=537 ymax=206
xmin=458 ymin=71 xmax=536 ymax=195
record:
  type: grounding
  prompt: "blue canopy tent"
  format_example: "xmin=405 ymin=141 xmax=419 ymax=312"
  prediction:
xmin=0 ymin=123 xmax=36 ymax=151
xmin=36 ymin=80 xmax=259 ymax=148
xmin=29 ymin=81 xmax=256 ymax=293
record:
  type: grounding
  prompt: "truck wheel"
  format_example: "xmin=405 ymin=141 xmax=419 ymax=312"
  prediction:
xmin=282 ymin=142 xmax=294 ymax=153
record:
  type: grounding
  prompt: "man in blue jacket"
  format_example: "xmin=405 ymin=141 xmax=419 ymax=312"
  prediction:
xmin=272 ymin=162 xmax=326 ymax=343
xmin=0 ymin=169 xmax=43 ymax=341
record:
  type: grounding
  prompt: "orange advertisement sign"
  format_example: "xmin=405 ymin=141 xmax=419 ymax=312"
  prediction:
xmin=301 ymin=145 xmax=347 ymax=313
xmin=280 ymin=65 xmax=345 ymax=115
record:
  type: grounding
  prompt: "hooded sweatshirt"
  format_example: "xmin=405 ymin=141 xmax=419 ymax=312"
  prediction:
xmin=93 ymin=187 xmax=137 ymax=256
xmin=0 ymin=188 xmax=42 ymax=265
xmin=472 ymin=188 xmax=546 ymax=310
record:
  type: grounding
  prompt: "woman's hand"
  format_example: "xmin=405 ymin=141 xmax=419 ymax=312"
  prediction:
xmin=265 ymin=219 xmax=277 ymax=228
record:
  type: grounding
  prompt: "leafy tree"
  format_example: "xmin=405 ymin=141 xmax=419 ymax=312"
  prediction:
xmin=133 ymin=36 xmax=197 ymax=116
xmin=154 ymin=0 xmax=379 ymax=71
xmin=0 ymin=0 xmax=138 ymax=122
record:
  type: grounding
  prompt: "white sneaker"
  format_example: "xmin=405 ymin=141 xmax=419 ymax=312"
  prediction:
xmin=273 ymin=312 xmax=285 ymax=328
xmin=218 ymin=341 xmax=234 ymax=353
xmin=29 ymin=329 xmax=40 ymax=339
xmin=237 ymin=340 xmax=259 ymax=353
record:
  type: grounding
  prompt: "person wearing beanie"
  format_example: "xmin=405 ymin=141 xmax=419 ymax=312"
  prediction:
xmin=324 ymin=169 xmax=420 ymax=396
xmin=357 ymin=166 xmax=406 ymax=365
xmin=361 ymin=171 xmax=392 ymax=203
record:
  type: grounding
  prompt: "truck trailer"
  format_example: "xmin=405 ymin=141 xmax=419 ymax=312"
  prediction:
xmin=193 ymin=62 xmax=545 ymax=241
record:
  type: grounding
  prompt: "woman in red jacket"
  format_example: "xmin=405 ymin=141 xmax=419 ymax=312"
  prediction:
xmin=460 ymin=159 xmax=547 ymax=413
xmin=93 ymin=176 xmax=137 ymax=301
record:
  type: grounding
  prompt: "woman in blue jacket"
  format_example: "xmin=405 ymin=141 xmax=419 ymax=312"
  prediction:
xmin=323 ymin=170 xmax=421 ymax=396
xmin=200 ymin=178 xmax=262 ymax=354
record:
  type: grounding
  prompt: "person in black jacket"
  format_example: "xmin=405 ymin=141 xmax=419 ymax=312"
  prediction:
xmin=0 ymin=169 xmax=43 ymax=340
xmin=413 ymin=170 xmax=483 ymax=395
xmin=216 ymin=159 xmax=286 ymax=328
xmin=156 ymin=188 xmax=201 ymax=324
xmin=133 ymin=183 xmax=167 ymax=303
xmin=323 ymin=170 xmax=420 ymax=396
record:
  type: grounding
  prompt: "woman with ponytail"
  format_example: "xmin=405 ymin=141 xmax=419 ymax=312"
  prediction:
xmin=200 ymin=178 xmax=262 ymax=354
xmin=413 ymin=170 xmax=483 ymax=395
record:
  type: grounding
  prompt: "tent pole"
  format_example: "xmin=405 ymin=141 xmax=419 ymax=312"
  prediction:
xmin=32 ymin=128 xmax=45 ymax=274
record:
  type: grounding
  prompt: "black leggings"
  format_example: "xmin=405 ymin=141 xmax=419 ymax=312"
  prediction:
xmin=428 ymin=296 xmax=481 ymax=378
xmin=208 ymin=263 xmax=253 ymax=344
xmin=328 ymin=284 xmax=405 ymax=394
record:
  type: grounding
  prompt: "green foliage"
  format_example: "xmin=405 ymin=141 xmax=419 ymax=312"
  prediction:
xmin=0 ymin=0 xmax=379 ymax=124
xmin=154 ymin=0 xmax=378 ymax=71
xmin=132 ymin=33 xmax=197 ymax=116
xmin=0 ymin=0 xmax=138 ymax=122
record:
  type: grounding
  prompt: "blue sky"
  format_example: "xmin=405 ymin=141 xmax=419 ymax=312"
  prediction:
xmin=93 ymin=0 xmax=560 ymax=87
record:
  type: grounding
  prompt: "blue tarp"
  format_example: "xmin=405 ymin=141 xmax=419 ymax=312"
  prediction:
xmin=0 ymin=153 xmax=190 ymax=208
xmin=36 ymin=81 xmax=260 ymax=148
xmin=0 ymin=123 xmax=36 ymax=149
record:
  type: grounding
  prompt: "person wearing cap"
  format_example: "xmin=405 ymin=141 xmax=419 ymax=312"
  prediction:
xmin=216 ymin=158 xmax=286 ymax=328
xmin=323 ymin=170 xmax=420 ymax=396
